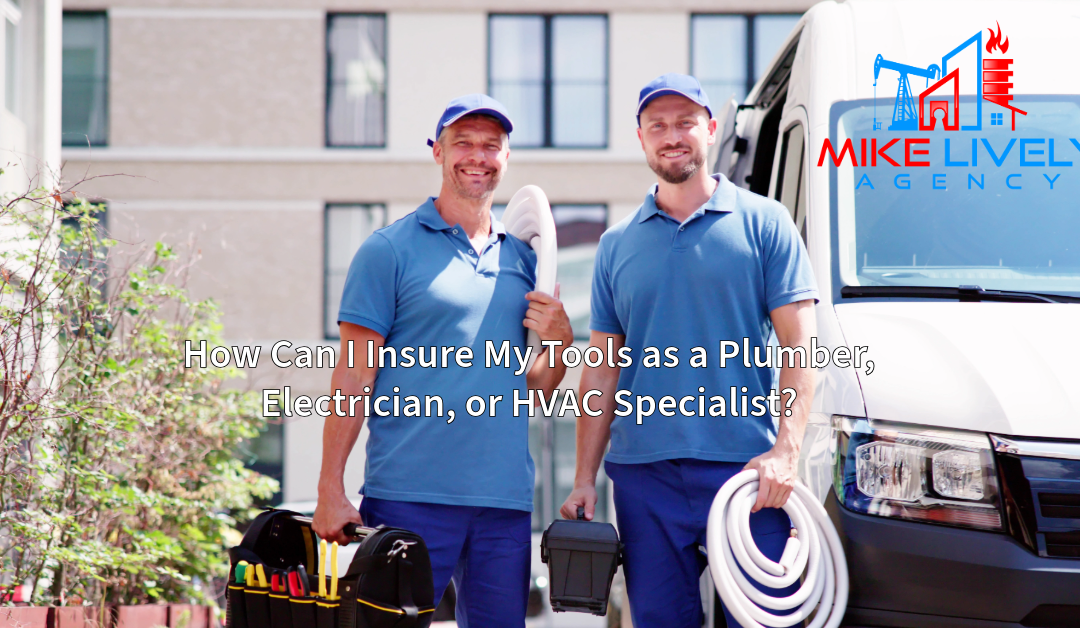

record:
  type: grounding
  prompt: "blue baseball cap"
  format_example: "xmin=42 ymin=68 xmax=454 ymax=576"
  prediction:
xmin=636 ymin=73 xmax=712 ymax=125
xmin=427 ymin=94 xmax=514 ymax=147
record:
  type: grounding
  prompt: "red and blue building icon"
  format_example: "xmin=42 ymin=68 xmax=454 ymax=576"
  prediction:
xmin=873 ymin=21 xmax=1026 ymax=132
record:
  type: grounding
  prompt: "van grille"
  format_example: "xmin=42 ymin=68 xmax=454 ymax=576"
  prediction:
xmin=993 ymin=436 xmax=1080 ymax=559
xmin=1039 ymin=493 xmax=1080 ymax=520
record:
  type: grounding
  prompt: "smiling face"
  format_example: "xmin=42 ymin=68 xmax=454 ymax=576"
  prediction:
xmin=637 ymin=94 xmax=717 ymax=184
xmin=433 ymin=115 xmax=510 ymax=201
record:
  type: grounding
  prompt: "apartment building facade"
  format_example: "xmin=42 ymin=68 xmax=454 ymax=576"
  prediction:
xmin=58 ymin=0 xmax=814 ymax=527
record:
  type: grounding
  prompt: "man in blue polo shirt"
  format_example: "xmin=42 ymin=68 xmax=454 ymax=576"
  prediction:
xmin=560 ymin=74 xmax=818 ymax=627
xmin=313 ymin=94 xmax=573 ymax=627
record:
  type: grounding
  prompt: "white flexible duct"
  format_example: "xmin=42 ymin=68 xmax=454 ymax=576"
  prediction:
xmin=707 ymin=470 xmax=848 ymax=628
xmin=500 ymin=185 xmax=558 ymax=357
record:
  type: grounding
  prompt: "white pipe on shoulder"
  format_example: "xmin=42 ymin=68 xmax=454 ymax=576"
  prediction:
xmin=501 ymin=185 xmax=558 ymax=358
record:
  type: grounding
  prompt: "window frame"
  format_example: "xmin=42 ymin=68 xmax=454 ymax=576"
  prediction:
xmin=325 ymin=12 xmax=388 ymax=149
xmin=61 ymin=10 xmax=109 ymax=147
xmin=487 ymin=13 xmax=609 ymax=149
xmin=689 ymin=12 xmax=802 ymax=102
xmin=773 ymin=121 xmax=808 ymax=245
xmin=323 ymin=202 xmax=388 ymax=341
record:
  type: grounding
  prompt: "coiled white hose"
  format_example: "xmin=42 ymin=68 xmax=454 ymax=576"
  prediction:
xmin=500 ymin=185 xmax=558 ymax=357
xmin=707 ymin=470 xmax=848 ymax=628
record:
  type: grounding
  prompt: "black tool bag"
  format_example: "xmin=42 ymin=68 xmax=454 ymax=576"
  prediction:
xmin=229 ymin=509 xmax=322 ymax=573
xmin=227 ymin=509 xmax=320 ymax=628
xmin=337 ymin=525 xmax=436 ymax=628
xmin=227 ymin=509 xmax=435 ymax=628
xmin=541 ymin=507 xmax=623 ymax=616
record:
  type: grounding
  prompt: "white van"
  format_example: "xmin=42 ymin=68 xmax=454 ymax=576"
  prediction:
xmin=710 ymin=1 xmax=1080 ymax=625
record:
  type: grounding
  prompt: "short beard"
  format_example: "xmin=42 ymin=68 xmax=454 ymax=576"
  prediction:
xmin=647 ymin=147 xmax=706 ymax=184
xmin=444 ymin=161 xmax=502 ymax=200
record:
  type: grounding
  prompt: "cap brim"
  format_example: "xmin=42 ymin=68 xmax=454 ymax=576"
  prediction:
xmin=441 ymin=107 xmax=514 ymax=135
xmin=637 ymin=88 xmax=712 ymax=117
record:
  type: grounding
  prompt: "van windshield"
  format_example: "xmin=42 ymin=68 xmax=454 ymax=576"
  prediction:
xmin=830 ymin=96 xmax=1080 ymax=299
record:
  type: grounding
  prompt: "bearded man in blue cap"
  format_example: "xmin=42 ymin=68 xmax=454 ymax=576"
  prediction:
xmin=560 ymin=74 xmax=819 ymax=627
xmin=314 ymin=94 xmax=573 ymax=627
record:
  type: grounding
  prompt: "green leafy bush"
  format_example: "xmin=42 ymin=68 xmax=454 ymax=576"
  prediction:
xmin=1 ymin=180 xmax=277 ymax=606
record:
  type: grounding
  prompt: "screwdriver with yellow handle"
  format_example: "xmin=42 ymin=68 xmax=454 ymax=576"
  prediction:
xmin=318 ymin=539 xmax=328 ymax=598
xmin=255 ymin=563 xmax=269 ymax=589
xmin=329 ymin=541 xmax=340 ymax=600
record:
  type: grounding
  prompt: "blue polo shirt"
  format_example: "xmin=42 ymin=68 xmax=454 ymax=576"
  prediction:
xmin=338 ymin=198 xmax=537 ymax=511
xmin=591 ymin=174 xmax=818 ymax=464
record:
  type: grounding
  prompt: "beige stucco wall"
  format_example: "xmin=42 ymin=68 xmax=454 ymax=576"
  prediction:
xmin=609 ymin=13 xmax=690 ymax=155
xmin=109 ymin=11 xmax=324 ymax=147
xmin=107 ymin=204 xmax=324 ymax=339
xmin=67 ymin=157 xmax=654 ymax=202
xmin=386 ymin=11 xmax=486 ymax=155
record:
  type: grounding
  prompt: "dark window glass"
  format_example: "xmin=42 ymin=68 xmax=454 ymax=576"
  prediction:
xmin=244 ymin=421 xmax=283 ymax=506
xmin=59 ymin=203 xmax=108 ymax=295
xmin=62 ymin=12 xmax=108 ymax=146
xmin=325 ymin=203 xmax=387 ymax=339
xmin=327 ymin=14 xmax=386 ymax=147
xmin=489 ymin=14 xmax=608 ymax=148
xmin=775 ymin=124 xmax=807 ymax=245
xmin=775 ymin=124 xmax=803 ymax=216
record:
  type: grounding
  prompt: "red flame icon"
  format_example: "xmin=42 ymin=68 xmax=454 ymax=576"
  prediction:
xmin=986 ymin=21 xmax=1009 ymax=54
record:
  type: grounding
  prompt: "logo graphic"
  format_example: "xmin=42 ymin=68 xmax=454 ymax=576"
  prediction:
xmin=872 ymin=22 xmax=1026 ymax=132
xmin=816 ymin=19 xmax=1074 ymax=194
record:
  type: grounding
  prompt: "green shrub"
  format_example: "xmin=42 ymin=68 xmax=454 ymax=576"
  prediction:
xmin=1 ymin=181 xmax=277 ymax=606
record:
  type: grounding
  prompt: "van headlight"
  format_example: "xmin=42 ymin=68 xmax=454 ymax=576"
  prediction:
xmin=834 ymin=417 xmax=1003 ymax=531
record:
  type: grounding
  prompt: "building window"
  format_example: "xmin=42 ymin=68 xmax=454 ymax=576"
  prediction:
xmin=488 ymin=14 xmax=608 ymax=148
xmin=244 ymin=421 xmax=283 ymax=506
xmin=62 ymin=12 xmax=108 ymax=146
xmin=774 ymin=124 xmax=807 ymax=244
xmin=60 ymin=203 xmax=108 ymax=285
xmin=325 ymin=203 xmax=387 ymax=339
xmin=326 ymin=14 xmax=386 ymax=148
xmin=691 ymin=14 xmax=801 ymax=107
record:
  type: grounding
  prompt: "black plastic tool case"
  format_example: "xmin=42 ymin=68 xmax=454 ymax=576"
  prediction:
xmin=540 ymin=510 xmax=623 ymax=615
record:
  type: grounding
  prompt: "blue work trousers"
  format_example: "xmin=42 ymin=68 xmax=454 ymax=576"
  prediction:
xmin=359 ymin=496 xmax=532 ymax=628
xmin=606 ymin=459 xmax=797 ymax=628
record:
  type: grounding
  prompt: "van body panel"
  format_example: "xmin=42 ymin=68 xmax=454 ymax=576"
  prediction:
xmin=811 ymin=302 xmax=866 ymax=418
xmin=835 ymin=302 xmax=1080 ymax=439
